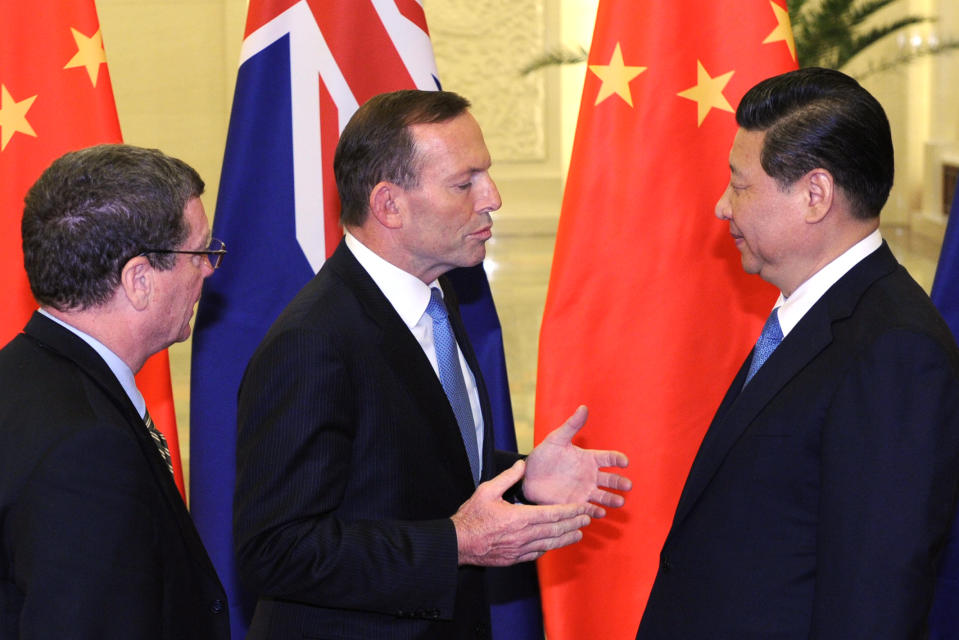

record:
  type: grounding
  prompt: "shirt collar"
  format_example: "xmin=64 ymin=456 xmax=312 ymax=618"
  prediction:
xmin=38 ymin=308 xmax=146 ymax=417
xmin=344 ymin=232 xmax=439 ymax=328
xmin=775 ymin=229 xmax=883 ymax=337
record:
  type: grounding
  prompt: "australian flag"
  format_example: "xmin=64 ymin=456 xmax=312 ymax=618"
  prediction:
xmin=189 ymin=1 xmax=540 ymax=637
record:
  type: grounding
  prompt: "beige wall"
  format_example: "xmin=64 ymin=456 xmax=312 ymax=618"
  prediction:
xmin=98 ymin=0 xmax=246 ymax=214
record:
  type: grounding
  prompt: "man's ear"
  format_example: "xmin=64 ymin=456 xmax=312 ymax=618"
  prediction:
xmin=119 ymin=256 xmax=153 ymax=311
xmin=368 ymin=181 xmax=404 ymax=229
xmin=804 ymin=168 xmax=834 ymax=224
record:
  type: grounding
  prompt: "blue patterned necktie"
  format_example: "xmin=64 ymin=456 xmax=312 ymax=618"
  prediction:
xmin=144 ymin=409 xmax=174 ymax=478
xmin=425 ymin=287 xmax=481 ymax=484
xmin=744 ymin=308 xmax=783 ymax=386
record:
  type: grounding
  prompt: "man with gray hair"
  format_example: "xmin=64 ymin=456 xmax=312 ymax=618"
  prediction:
xmin=0 ymin=144 xmax=230 ymax=638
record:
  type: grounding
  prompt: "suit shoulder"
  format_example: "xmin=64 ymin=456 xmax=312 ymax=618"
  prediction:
xmin=858 ymin=267 xmax=957 ymax=345
xmin=242 ymin=265 xmax=369 ymax=382
xmin=0 ymin=334 xmax=150 ymax=485
xmin=0 ymin=334 xmax=112 ymax=430
xmin=268 ymin=263 xmax=365 ymax=336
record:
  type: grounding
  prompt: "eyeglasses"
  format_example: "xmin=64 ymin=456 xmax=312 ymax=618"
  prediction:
xmin=142 ymin=237 xmax=227 ymax=270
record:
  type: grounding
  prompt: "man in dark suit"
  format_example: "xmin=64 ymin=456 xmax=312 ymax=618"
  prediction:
xmin=234 ymin=90 xmax=631 ymax=639
xmin=636 ymin=68 xmax=959 ymax=639
xmin=0 ymin=144 xmax=230 ymax=638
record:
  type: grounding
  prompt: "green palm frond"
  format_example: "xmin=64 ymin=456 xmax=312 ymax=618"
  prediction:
xmin=845 ymin=16 xmax=931 ymax=60
xmin=847 ymin=0 xmax=902 ymax=27
xmin=790 ymin=0 xmax=938 ymax=69
xmin=519 ymin=46 xmax=588 ymax=75
xmin=855 ymin=36 xmax=959 ymax=80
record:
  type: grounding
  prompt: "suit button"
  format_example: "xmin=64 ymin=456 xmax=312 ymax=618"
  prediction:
xmin=209 ymin=599 xmax=225 ymax=614
xmin=660 ymin=555 xmax=672 ymax=571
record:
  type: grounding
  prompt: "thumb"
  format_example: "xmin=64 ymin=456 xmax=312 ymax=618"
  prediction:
xmin=550 ymin=405 xmax=589 ymax=444
xmin=481 ymin=459 xmax=526 ymax=497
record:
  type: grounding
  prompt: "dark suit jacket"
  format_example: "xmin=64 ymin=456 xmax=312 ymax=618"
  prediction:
xmin=637 ymin=243 xmax=959 ymax=640
xmin=0 ymin=313 xmax=229 ymax=639
xmin=235 ymin=240 xmax=519 ymax=639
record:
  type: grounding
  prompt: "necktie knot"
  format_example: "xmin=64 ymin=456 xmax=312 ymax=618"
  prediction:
xmin=426 ymin=287 xmax=449 ymax=322
xmin=744 ymin=308 xmax=783 ymax=386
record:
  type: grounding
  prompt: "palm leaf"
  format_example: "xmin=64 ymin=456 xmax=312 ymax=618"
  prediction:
xmin=847 ymin=0 xmax=902 ymax=27
xmin=839 ymin=16 xmax=932 ymax=65
xmin=789 ymin=0 xmax=954 ymax=76
xmin=519 ymin=46 xmax=588 ymax=76
xmin=856 ymin=37 xmax=959 ymax=80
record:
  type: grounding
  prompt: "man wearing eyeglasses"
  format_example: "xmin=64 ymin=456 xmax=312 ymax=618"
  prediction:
xmin=0 ymin=144 xmax=230 ymax=638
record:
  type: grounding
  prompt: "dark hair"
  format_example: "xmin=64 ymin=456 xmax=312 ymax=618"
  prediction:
xmin=736 ymin=67 xmax=893 ymax=219
xmin=334 ymin=90 xmax=472 ymax=227
xmin=22 ymin=143 xmax=204 ymax=311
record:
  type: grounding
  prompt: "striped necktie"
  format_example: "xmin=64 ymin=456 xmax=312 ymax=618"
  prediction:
xmin=144 ymin=410 xmax=174 ymax=477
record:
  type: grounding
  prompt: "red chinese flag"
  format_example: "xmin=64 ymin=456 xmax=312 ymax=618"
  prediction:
xmin=534 ymin=1 xmax=797 ymax=637
xmin=0 ymin=0 xmax=184 ymax=495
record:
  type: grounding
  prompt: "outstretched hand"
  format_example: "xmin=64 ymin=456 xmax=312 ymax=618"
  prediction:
xmin=523 ymin=405 xmax=631 ymax=517
xmin=451 ymin=460 xmax=592 ymax=567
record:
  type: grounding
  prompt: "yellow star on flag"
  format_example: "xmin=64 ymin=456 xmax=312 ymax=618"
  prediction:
xmin=64 ymin=27 xmax=108 ymax=87
xmin=763 ymin=1 xmax=797 ymax=62
xmin=677 ymin=60 xmax=734 ymax=127
xmin=588 ymin=42 xmax=647 ymax=107
xmin=0 ymin=84 xmax=38 ymax=151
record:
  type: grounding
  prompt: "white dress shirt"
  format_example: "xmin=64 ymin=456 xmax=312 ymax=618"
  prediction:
xmin=344 ymin=233 xmax=485 ymax=468
xmin=773 ymin=229 xmax=883 ymax=338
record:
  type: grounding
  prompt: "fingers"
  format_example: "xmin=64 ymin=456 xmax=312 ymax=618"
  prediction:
xmin=595 ymin=450 xmax=629 ymax=469
xmin=598 ymin=470 xmax=633 ymax=492
xmin=454 ymin=498 xmax=593 ymax=567
xmin=582 ymin=503 xmax=607 ymax=519
xmin=589 ymin=489 xmax=625 ymax=509
xmin=514 ymin=525 xmax=586 ymax=563
xmin=511 ymin=509 xmax=590 ymax=554
xmin=523 ymin=502 xmax=592 ymax=525
xmin=586 ymin=473 xmax=631 ymax=515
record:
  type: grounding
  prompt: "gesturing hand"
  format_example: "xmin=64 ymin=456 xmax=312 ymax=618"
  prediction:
xmin=523 ymin=405 xmax=631 ymax=517
xmin=451 ymin=460 xmax=592 ymax=567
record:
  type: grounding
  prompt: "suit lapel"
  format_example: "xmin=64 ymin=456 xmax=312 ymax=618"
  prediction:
xmin=326 ymin=242 xmax=479 ymax=491
xmin=23 ymin=312 xmax=224 ymax=583
xmin=671 ymin=243 xmax=900 ymax=529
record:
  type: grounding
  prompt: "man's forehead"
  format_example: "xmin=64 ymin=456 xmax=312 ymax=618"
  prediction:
xmin=410 ymin=115 xmax=490 ymax=175
xmin=183 ymin=197 xmax=211 ymax=246
xmin=729 ymin=128 xmax=764 ymax=167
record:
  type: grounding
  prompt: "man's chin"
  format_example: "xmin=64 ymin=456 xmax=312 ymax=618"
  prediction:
xmin=739 ymin=254 xmax=761 ymax=276
xmin=175 ymin=324 xmax=193 ymax=343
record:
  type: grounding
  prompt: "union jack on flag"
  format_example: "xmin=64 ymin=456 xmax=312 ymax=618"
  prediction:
xmin=189 ymin=1 xmax=530 ymax=637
